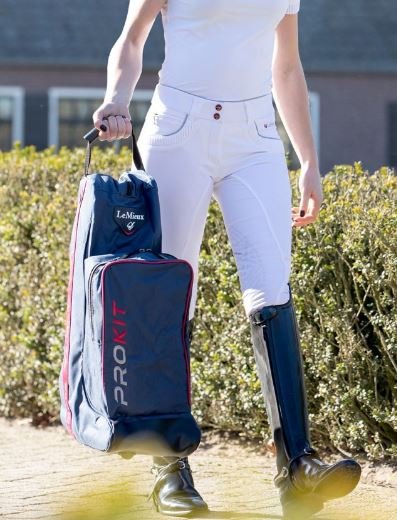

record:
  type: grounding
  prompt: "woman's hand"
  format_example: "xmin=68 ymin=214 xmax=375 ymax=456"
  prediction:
xmin=92 ymin=101 xmax=132 ymax=142
xmin=292 ymin=164 xmax=323 ymax=227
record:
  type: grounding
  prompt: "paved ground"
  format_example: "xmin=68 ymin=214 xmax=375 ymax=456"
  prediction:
xmin=0 ymin=418 xmax=396 ymax=520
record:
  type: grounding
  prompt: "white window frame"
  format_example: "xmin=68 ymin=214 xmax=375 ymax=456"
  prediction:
xmin=115 ymin=89 xmax=153 ymax=151
xmin=0 ymin=86 xmax=25 ymax=146
xmin=48 ymin=87 xmax=105 ymax=147
xmin=308 ymin=91 xmax=320 ymax=160
xmin=48 ymin=87 xmax=153 ymax=147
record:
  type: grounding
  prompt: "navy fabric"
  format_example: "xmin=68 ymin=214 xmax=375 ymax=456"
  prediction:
xmin=59 ymin=168 xmax=201 ymax=457
xmin=85 ymin=171 xmax=162 ymax=256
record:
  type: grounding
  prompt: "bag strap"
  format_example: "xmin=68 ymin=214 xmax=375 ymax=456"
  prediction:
xmin=83 ymin=124 xmax=145 ymax=176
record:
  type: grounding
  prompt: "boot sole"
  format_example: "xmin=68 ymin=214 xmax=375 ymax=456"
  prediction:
xmin=152 ymin=494 xmax=209 ymax=517
xmin=281 ymin=461 xmax=361 ymax=519
xmin=313 ymin=460 xmax=361 ymax=501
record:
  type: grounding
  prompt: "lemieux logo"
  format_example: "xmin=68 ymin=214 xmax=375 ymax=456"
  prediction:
xmin=113 ymin=206 xmax=145 ymax=235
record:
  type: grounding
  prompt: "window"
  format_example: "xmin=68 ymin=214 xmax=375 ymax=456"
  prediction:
xmin=48 ymin=87 xmax=153 ymax=149
xmin=275 ymin=90 xmax=320 ymax=170
xmin=0 ymin=87 xmax=24 ymax=150
xmin=388 ymin=102 xmax=397 ymax=167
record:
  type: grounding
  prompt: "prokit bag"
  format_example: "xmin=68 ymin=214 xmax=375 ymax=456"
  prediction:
xmin=59 ymin=125 xmax=201 ymax=458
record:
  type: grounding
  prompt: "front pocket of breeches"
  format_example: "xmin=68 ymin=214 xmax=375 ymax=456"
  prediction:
xmin=140 ymin=106 xmax=194 ymax=146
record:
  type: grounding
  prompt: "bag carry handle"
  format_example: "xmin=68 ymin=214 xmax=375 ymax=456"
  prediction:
xmin=83 ymin=123 xmax=145 ymax=176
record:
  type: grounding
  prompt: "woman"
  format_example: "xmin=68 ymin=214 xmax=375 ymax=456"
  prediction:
xmin=93 ymin=1 xmax=361 ymax=518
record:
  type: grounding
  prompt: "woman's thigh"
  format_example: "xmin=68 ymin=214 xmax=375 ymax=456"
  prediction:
xmin=213 ymin=153 xmax=292 ymax=318
xmin=137 ymin=117 xmax=214 ymax=320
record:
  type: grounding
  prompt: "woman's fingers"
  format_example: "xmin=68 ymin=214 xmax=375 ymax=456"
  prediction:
xmin=92 ymin=101 xmax=132 ymax=141
xmin=93 ymin=108 xmax=108 ymax=140
xmin=294 ymin=166 xmax=324 ymax=227
xmin=106 ymin=116 xmax=118 ymax=141
xmin=99 ymin=115 xmax=132 ymax=141
xmin=298 ymin=188 xmax=310 ymax=218
xmin=292 ymin=213 xmax=317 ymax=227
xmin=292 ymin=194 xmax=322 ymax=227
xmin=121 ymin=115 xmax=133 ymax=139
xmin=116 ymin=115 xmax=127 ymax=140
xmin=123 ymin=117 xmax=133 ymax=139
xmin=311 ymin=190 xmax=323 ymax=218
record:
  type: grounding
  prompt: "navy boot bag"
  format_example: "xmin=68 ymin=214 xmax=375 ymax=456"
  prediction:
xmin=58 ymin=127 xmax=201 ymax=458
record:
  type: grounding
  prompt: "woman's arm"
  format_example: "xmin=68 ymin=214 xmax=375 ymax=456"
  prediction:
xmin=272 ymin=13 xmax=323 ymax=227
xmin=93 ymin=0 xmax=166 ymax=141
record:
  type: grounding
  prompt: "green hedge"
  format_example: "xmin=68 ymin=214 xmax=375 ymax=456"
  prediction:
xmin=0 ymin=144 xmax=396 ymax=459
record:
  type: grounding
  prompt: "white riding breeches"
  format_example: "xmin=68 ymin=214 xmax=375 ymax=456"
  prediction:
xmin=135 ymin=83 xmax=293 ymax=321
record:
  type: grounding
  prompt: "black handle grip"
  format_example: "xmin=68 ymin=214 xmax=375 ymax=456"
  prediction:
xmin=83 ymin=125 xmax=145 ymax=176
xmin=83 ymin=127 xmax=99 ymax=143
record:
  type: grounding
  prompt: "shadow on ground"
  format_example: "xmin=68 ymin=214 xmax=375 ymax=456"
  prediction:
xmin=201 ymin=512 xmax=280 ymax=519
xmin=56 ymin=478 xmax=282 ymax=520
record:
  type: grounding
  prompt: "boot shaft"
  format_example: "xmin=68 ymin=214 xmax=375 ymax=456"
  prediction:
xmin=249 ymin=286 xmax=312 ymax=471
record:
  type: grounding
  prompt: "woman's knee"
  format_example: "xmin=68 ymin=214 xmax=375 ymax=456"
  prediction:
xmin=243 ymin=283 xmax=290 ymax=319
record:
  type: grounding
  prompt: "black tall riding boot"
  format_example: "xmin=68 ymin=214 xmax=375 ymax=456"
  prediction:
xmin=148 ymin=318 xmax=208 ymax=517
xmin=249 ymin=286 xmax=361 ymax=519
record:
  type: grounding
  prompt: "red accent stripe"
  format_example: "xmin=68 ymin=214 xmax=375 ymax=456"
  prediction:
xmin=62 ymin=178 xmax=88 ymax=436
xmin=100 ymin=258 xmax=194 ymax=408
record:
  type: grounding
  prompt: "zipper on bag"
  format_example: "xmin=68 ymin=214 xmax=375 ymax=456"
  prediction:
xmin=87 ymin=261 xmax=107 ymax=345
xmin=97 ymin=255 xmax=194 ymax=415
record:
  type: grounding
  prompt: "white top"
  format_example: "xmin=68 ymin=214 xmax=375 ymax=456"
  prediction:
xmin=158 ymin=0 xmax=300 ymax=101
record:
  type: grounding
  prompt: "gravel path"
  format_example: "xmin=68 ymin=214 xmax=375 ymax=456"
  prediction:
xmin=0 ymin=418 xmax=396 ymax=520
